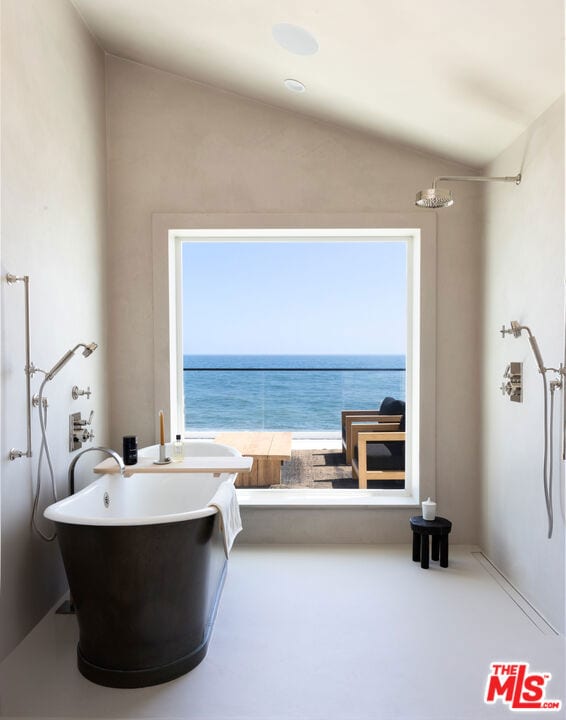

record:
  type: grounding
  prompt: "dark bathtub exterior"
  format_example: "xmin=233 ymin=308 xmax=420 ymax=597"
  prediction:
xmin=55 ymin=512 xmax=226 ymax=688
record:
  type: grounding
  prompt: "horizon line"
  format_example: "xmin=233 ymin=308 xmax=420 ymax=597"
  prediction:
xmin=182 ymin=352 xmax=406 ymax=355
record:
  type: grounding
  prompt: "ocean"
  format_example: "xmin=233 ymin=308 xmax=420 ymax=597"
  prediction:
xmin=183 ymin=355 xmax=406 ymax=432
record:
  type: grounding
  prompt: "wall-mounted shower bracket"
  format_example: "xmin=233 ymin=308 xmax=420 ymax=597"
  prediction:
xmin=500 ymin=362 xmax=522 ymax=402
xmin=32 ymin=394 xmax=48 ymax=408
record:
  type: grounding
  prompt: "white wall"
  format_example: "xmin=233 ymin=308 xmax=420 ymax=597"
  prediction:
xmin=481 ymin=96 xmax=565 ymax=631
xmin=0 ymin=0 xmax=108 ymax=659
xmin=106 ymin=56 xmax=484 ymax=545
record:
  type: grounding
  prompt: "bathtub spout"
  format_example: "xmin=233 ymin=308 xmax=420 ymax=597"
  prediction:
xmin=68 ymin=446 xmax=125 ymax=495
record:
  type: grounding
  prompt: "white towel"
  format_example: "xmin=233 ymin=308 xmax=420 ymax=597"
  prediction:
xmin=209 ymin=481 xmax=242 ymax=557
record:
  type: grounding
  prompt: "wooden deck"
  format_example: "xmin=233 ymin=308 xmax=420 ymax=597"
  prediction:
xmin=215 ymin=431 xmax=292 ymax=487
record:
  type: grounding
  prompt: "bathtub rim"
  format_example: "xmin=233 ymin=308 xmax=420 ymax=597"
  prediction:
xmin=43 ymin=473 xmax=230 ymax=527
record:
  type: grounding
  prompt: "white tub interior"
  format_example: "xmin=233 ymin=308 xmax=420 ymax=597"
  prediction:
xmin=139 ymin=440 xmax=240 ymax=459
xmin=44 ymin=473 xmax=229 ymax=526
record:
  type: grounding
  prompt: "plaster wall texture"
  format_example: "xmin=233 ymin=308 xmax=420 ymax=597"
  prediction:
xmin=480 ymin=95 xmax=565 ymax=632
xmin=0 ymin=0 xmax=108 ymax=659
xmin=106 ymin=56 xmax=483 ymax=545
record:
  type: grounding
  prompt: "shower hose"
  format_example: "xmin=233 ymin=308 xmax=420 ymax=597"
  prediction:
xmin=31 ymin=375 xmax=58 ymax=542
xmin=542 ymin=372 xmax=557 ymax=540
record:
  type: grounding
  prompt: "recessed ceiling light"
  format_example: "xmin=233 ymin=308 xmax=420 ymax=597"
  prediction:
xmin=272 ymin=23 xmax=319 ymax=55
xmin=284 ymin=79 xmax=306 ymax=93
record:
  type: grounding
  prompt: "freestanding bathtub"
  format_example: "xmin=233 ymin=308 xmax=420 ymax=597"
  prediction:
xmin=44 ymin=465 xmax=238 ymax=688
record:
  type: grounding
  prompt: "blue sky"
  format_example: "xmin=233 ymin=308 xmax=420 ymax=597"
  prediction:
xmin=182 ymin=241 xmax=407 ymax=355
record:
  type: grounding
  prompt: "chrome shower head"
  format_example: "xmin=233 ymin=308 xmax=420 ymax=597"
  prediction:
xmin=81 ymin=342 xmax=98 ymax=357
xmin=415 ymin=187 xmax=454 ymax=208
xmin=44 ymin=341 xmax=98 ymax=381
xmin=502 ymin=321 xmax=546 ymax=373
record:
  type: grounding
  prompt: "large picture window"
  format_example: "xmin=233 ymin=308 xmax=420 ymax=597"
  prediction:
xmin=181 ymin=240 xmax=407 ymax=434
xmin=151 ymin=216 xmax=436 ymax=508
xmin=174 ymin=230 xmax=416 ymax=499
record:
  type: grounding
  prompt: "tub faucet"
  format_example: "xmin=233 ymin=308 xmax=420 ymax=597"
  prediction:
xmin=68 ymin=446 xmax=125 ymax=495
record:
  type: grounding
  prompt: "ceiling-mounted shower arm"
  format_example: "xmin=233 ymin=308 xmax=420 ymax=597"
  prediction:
xmin=432 ymin=174 xmax=521 ymax=189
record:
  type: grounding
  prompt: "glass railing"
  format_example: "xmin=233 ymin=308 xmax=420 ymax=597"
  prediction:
xmin=183 ymin=366 xmax=406 ymax=432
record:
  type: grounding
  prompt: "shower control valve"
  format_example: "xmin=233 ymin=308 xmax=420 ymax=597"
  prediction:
xmin=72 ymin=385 xmax=92 ymax=400
xmin=69 ymin=411 xmax=95 ymax=452
xmin=500 ymin=362 xmax=522 ymax=403
xmin=75 ymin=428 xmax=95 ymax=443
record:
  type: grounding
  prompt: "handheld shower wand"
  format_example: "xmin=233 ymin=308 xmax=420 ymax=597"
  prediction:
xmin=44 ymin=342 xmax=98 ymax=381
xmin=502 ymin=322 xmax=546 ymax=373
xmin=501 ymin=321 xmax=560 ymax=539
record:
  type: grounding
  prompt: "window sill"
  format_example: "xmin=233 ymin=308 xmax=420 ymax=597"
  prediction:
xmin=237 ymin=489 xmax=420 ymax=508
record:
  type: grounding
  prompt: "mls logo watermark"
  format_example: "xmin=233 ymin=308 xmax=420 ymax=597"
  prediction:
xmin=485 ymin=663 xmax=562 ymax=712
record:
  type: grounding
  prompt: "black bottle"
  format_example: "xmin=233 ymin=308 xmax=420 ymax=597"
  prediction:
xmin=123 ymin=435 xmax=138 ymax=465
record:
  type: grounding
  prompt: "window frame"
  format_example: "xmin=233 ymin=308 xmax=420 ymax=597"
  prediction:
xmin=151 ymin=212 xmax=437 ymax=508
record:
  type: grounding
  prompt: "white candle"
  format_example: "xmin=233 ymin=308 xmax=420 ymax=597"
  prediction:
xmin=422 ymin=497 xmax=437 ymax=521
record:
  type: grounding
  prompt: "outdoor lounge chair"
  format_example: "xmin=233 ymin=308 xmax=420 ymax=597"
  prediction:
xmin=341 ymin=396 xmax=404 ymax=465
xmin=342 ymin=397 xmax=406 ymax=489
xmin=350 ymin=421 xmax=405 ymax=489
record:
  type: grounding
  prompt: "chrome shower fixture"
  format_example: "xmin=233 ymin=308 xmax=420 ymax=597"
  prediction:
xmin=500 ymin=322 xmax=545 ymax=373
xmin=44 ymin=342 xmax=98 ymax=381
xmin=500 ymin=320 xmax=565 ymax=540
xmin=415 ymin=187 xmax=454 ymax=208
xmin=33 ymin=340 xmax=98 ymax=541
xmin=7 ymin=273 xmax=32 ymax=460
xmin=415 ymin=173 xmax=521 ymax=208
xmin=81 ymin=342 xmax=98 ymax=357
xmin=508 ymin=320 xmax=523 ymax=338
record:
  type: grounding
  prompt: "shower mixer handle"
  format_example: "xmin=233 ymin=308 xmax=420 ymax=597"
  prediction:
xmin=72 ymin=385 xmax=92 ymax=400
xmin=72 ymin=410 xmax=94 ymax=428
xmin=500 ymin=324 xmax=518 ymax=338
xmin=75 ymin=428 xmax=95 ymax=444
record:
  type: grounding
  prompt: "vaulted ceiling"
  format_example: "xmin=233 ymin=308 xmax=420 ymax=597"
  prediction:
xmin=73 ymin=0 xmax=564 ymax=167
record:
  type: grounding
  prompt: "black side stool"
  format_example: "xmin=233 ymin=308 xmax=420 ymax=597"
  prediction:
xmin=409 ymin=516 xmax=452 ymax=569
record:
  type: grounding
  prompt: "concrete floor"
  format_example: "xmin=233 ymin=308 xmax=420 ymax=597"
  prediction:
xmin=0 ymin=544 xmax=563 ymax=720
